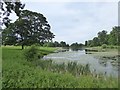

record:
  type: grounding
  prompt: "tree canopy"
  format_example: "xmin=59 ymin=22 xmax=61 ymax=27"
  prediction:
xmin=108 ymin=26 xmax=119 ymax=45
xmin=2 ymin=10 xmax=55 ymax=49
xmin=85 ymin=26 xmax=120 ymax=47
xmin=98 ymin=30 xmax=108 ymax=45
xmin=0 ymin=0 xmax=25 ymax=27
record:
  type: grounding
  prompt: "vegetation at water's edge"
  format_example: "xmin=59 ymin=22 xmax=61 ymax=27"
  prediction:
xmin=85 ymin=27 xmax=120 ymax=47
xmin=2 ymin=46 xmax=118 ymax=88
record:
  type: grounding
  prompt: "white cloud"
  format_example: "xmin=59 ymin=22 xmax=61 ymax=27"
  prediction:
xmin=51 ymin=2 xmax=117 ymax=44
xmin=8 ymin=1 xmax=118 ymax=44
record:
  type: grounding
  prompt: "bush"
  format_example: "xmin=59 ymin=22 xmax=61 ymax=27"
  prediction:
xmin=24 ymin=45 xmax=41 ymax=61
xmin=102 ymin=44 xmax=107 ymax=49
xmin=33 ymin=43 xmax=41 ymax=46
xmin=43 ymin=43 xmax=48 ymax=47
xmin=110 ymin=45 xmax=114 ymax=49
xmin=43 ymin=42 xmax=55 ymax=47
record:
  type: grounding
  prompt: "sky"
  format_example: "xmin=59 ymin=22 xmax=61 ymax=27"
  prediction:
xmin=9 ymin=0 xmax=118 ymax=44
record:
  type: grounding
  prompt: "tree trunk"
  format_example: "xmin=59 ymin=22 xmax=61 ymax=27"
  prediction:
xmin=22 ymin=45 xmax=24 ymax=50
xmin=21 ymin=37 xmax=24 ymax=50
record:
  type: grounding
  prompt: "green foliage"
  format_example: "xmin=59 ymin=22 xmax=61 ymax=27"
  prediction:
xmin=102 ymin=44 xmax=107 ymax=49
xmin=108 ymin=26 xmax=119 ymax=45
xmin=43 ymin=42 xmax=55 ymax=47
xmin=23 ymin=45 xmax=41 ymax=61
xmin=60 ymin=41 xmax=67 ymax=47
xmin=0 ymin=1 xmax=25 ymax=27
xmin=54 ymin=41 xmax=60 ymax=47
xmin=33 ymin=43 xmax=41 ymax=46
xmin=2 ymin=10 xmax=55 ymax=49
xmin=87 ymin=40 xmax=94 ymax=47
xmin=2 ymin=46 xmax=118 ymax=88
xmin=86 ymin=26 xmax=120 ymax=47
xmin=33 ymin=60 xmax=91 ymax=77
xmin=43 ymin=41 xmax=69 ymax=48
xmin=70 ymin=42 xmax=83 ymax=50
xmin=85 ymin=41 xmax=88 ymax=46
xmin=92 ymin=37 xmax=100 ymax=46
xmin=109 ymin=45 xmax=114 ymax=49
xmin=2 ymin=27 xmax=17 ymax=46
xmin=98 ymin=30 xmax=108 ymax=45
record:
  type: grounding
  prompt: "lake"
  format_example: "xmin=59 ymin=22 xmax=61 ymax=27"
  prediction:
xmin=43 ymin=49 xmax=118 ymax=77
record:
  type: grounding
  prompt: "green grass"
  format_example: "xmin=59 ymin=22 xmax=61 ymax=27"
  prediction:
xmin=86 ymin=45 xmax=118 ymax=51
xmin=2 ymin=46 xmax=118 ymax=88
xmin=85 ymin=45 xmax=118 ymax=59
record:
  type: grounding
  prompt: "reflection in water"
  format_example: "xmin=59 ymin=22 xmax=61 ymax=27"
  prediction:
xmin=43 ymin=49 xmax=118 ymax=77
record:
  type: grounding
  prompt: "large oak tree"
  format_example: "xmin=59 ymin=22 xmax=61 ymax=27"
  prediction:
xmin=2 ymin=10 xmax=55 ymax=49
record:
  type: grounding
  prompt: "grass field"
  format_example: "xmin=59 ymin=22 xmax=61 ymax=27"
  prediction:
xmin=85 ymin=46 xmax=119 ymax=57
xmin=2 ymin=46 xmax=118 ymax=88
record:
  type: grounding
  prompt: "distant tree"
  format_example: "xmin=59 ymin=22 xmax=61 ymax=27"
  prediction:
xmin=87 ymin=40 xmax=93 ymax=47
xmin=98 ymin=30 xmax=108 ymax=45
xmin=2 ymin=10 xmax=55 ymax=49
xmin=79 ymin=43 xmax=84 ymax=47
xmin=43 ymin=42 xmax=54 ymax=47
xmin=108 ymin=26 xmax=120 ymax=45
xmin=85 ymin=41 xmax=88 ymax=46
xmin=60 ymin=41 xmax=67 ymax=47
xmin=66 ymin=44 xmax=69 ymax=47
xmin=92 ymin=37 xmax=100 ymax=46
xmin=54 ymin=41 xmax=60 ymax=47
xmin=70 ymin=42 xmax=77 ymax=48
xmin=70 ymin=42 xmax=83 ymax=50
xmin=85 ymin=27 xmax=119 ymax=47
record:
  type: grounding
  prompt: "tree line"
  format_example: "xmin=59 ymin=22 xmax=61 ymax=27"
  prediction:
xmin=85 ymin=26 xmax=120 ymax=47
xmin=42 ymin=41 xmax=84 ymax=48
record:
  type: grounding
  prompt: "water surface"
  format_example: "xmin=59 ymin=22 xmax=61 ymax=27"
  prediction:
xmin=43 ymin=49 xmax=118 ymax=77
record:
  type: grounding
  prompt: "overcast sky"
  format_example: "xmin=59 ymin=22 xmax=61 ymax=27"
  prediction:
xmin=9 ymin=0 xmax=118 ymax=44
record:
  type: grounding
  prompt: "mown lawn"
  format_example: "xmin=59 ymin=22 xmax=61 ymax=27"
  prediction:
xmin=2 ymin=46 xmax=118 ymax=88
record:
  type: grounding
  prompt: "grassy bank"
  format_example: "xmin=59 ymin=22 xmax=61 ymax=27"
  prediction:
xmin=85 ymin=45 xmax=118 ymax=51
xmin=85 ymin=45 xmax=119 ymax=57
xmin=2 ymin=46 xmax=118 ymax=88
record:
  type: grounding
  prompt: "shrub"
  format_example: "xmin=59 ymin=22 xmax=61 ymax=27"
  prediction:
xmin=33 ymin=43 xmax=41 ymax=46
xmin=43 ymin=42 xmax=55 ymax=47
xmin=43 ymin=43 xmax=48 ymax=47
xmin=24 ymin=45 xmax=41 ymax=61
xmin=110 ymin=45 xmax=114 ymax=49
xmin=102 ymin=44 xmax=107 ymax=49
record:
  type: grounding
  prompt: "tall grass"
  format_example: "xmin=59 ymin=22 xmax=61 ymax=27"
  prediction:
xmin=33 ymin=60 xmax=91 ymax=77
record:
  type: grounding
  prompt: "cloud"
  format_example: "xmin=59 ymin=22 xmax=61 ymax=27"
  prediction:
xmin=9 ymin=1 xmax=118 ymax=44
xmin=51 ymin=2 xmax=118 ymax=44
